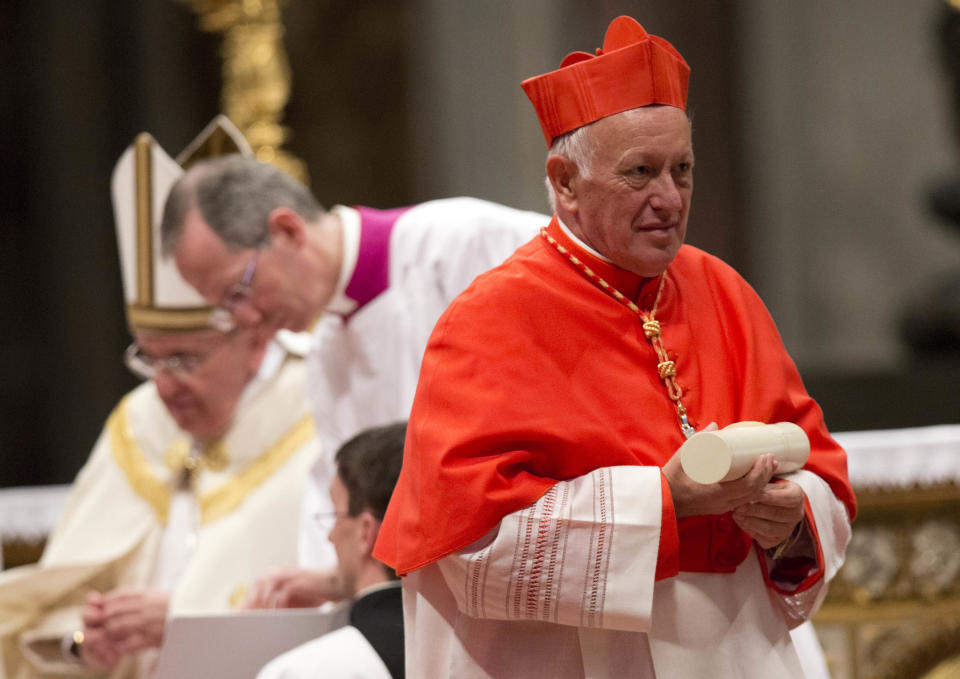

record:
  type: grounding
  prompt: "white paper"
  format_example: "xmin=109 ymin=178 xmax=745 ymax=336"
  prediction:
xmin=155 ymin=606 xmax=349 ymax=679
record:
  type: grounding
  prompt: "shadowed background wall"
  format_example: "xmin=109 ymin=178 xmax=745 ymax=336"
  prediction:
xmin=1 ymin=0 xmax=957 ymax=487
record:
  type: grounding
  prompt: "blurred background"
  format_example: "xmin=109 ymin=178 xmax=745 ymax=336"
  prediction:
xmin=5 ymin=0 xmax=957 ymax=488
xmin=1 ymin=2 xmax=958 ymax=676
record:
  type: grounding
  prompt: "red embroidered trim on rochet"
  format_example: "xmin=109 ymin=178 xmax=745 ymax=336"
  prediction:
xmin=583 ymin=467 xmax=613 ymax=628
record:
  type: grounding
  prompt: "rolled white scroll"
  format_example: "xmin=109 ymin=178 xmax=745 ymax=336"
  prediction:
xmin=679 ymin=421 xmax=809 ymax=484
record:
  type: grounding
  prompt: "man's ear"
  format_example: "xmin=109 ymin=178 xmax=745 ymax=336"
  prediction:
xmin=546 ymin=154 xmax=580 ymax=214
xmin=267 ymin=208 xmax=307 ymax=248
xmin=358 ymin=512 xmax=382 ymax=556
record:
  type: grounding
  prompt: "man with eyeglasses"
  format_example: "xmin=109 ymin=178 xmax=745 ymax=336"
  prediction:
xmin=255 ymin=422 xmax=406 ymax=679
xmin=0 ymin=119 xmax=320 ymax=679
xmin=160 ymin=155 xmax=548 ymax=585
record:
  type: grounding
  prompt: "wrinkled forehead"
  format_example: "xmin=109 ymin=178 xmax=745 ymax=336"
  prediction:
xmin=587 ymin=106 xmax=693 ymax=156
xmin=174 ymin=209 xmax=251 ymax=295
xmin=133 ymin=328 xmax=226 ymax=354
xmin=601 ymin=105 xmax=691 ymax=137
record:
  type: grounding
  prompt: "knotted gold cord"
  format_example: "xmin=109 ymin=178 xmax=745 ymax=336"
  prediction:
xmin=541 ymin=228 xmax=696 ymax=439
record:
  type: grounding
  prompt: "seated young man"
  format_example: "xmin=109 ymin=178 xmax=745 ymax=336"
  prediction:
xmin=256 ymin=422 xmax=405 ymax=679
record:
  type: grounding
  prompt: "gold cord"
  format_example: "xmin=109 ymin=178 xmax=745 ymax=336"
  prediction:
xmin=540 ymin=228 xmax=696 ymax=438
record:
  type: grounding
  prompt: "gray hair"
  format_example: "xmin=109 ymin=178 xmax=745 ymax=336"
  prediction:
xmin=544 ymin=124 xmax=597 ymax=210
xmin=161 ymin=154 xmax=322 ymax=255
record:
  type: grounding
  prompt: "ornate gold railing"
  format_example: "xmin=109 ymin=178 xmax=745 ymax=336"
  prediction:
xmin=815 ymin=483 xmax=960 ymax=679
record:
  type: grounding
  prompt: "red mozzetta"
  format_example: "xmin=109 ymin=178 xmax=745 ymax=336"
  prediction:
xmin=376 ymin=217 xmax=856 ymax=583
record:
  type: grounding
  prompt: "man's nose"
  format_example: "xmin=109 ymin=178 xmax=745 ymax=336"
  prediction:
xmin=232 ymin=302 xmax=263 ymax=328
xmin=648 ymin=173 xmax=683 ymax=212
xmin=152 ymin=369 xmax=184 ymax=397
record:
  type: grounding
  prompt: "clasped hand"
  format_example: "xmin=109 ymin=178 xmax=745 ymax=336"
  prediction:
xmin=80 ymin=588 xmax=170 ymax=669
xmin=662 ymin=447 xmax=805 ymax=550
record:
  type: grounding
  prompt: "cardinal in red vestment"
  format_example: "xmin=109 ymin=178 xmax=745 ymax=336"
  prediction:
xmin=376 ymin=15 xmax=855 ymax=679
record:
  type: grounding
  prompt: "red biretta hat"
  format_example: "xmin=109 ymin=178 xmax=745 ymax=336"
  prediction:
xmin=521 ymin=16 xmax=690 ymax=146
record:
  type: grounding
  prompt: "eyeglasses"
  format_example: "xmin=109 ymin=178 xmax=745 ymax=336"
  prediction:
xmin=312 ymin=510 xmax=355 ymax=531
xmin=209 ymin=252 xmax=259 ymax=332
xmin=123 ymin=334 xmax=232 ymax=380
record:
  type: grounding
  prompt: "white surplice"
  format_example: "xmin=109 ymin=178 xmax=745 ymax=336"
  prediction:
xmin=403 ymin=466 xmax=850 ymax=678
xmin=257 ymin=626 xmax=390 ymax=679
xmin=255 ymin=582 xmax=403 ymax=679
xmin=299 ymin=198 xmax=548 ymax=568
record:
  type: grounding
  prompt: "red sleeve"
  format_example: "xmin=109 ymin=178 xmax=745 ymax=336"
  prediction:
xmin=757 ymin=494 xmax=825 ymax=594
xmin=655 ymin=472 xmax=680 ymax=580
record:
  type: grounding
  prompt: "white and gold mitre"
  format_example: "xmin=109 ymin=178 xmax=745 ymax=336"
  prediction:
xmin=111 ymin=115 xmax=252 ymax=332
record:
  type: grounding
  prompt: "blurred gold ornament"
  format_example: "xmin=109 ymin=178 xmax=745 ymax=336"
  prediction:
xmin=179 ymin=0 xmax=308 ymax=185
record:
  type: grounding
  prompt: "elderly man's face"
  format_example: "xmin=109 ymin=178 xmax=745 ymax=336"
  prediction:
xmin=134 ymin=328 xmax=264 ymax=441
xmin=568 ymin=106 xmax=693 ymax=277
xmin=173 ymin=209 xmax=314 ymax=332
